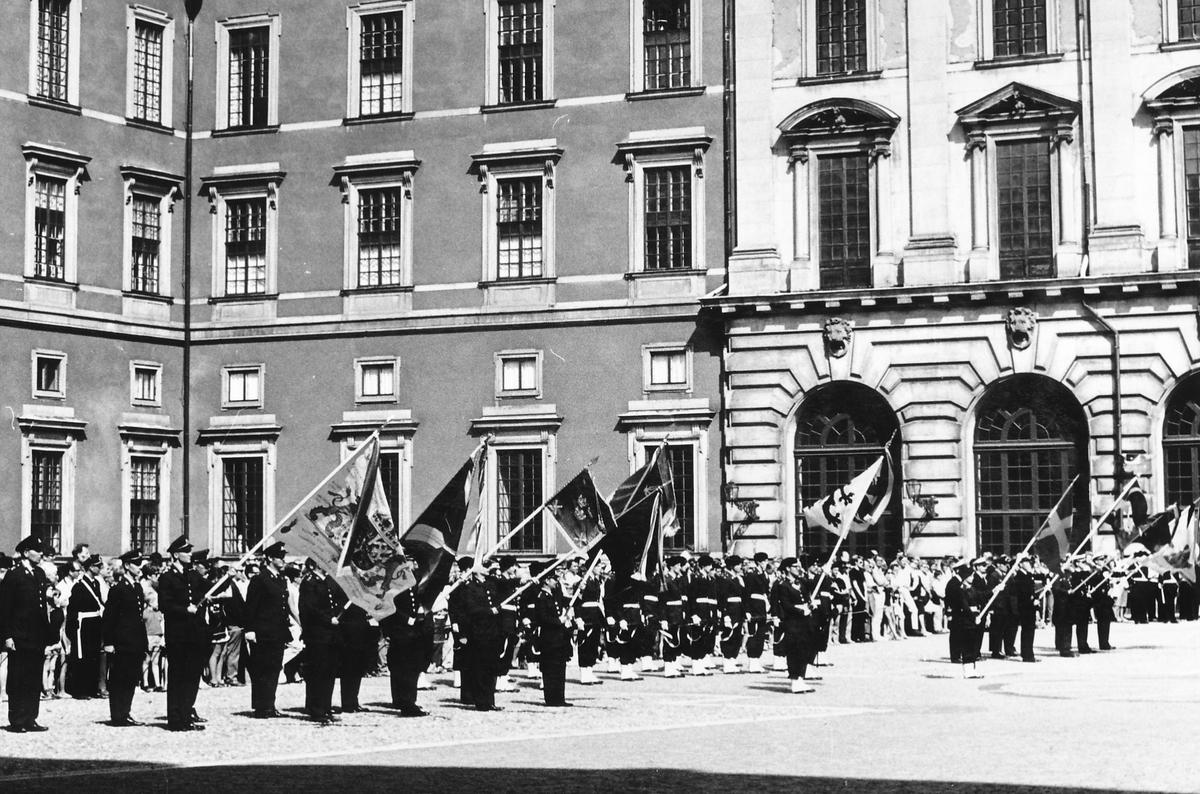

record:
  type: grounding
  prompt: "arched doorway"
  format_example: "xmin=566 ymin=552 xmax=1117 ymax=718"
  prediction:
xmin=973 ymin=375 xmax=1090 ymax=557
xmin=1164 ymin=372 xmax=1200 ymax=504
xmin=794 ymin=383 xmax=902 ymax=558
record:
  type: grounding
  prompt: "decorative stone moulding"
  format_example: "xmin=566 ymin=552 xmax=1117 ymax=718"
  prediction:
xmin=1006 ymin=306 xmax=1038 ymax=350
xmin=823 ymin=317 xmax=853 ymax=358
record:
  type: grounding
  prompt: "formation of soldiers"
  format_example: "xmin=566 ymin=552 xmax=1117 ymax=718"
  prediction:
xmin=0 ymin=532 xmax=1193 ymax=732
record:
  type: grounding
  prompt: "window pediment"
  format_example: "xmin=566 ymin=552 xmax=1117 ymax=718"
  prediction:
xmin=1145 ymin=67 xmax=1200 ymax=114
xmin=778 ymin=99 xmax=899 ymax=144
xmin=23 ymin=143 xmax=91 ymax=183
xmin=470 ymin=140 xmax=563 ymax=190
xmin=956 ymin=82 xmax=1079 ymax=128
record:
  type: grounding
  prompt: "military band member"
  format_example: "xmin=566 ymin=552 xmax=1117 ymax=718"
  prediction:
xmin=530 ymin=562 xmax=573 ymax=707
xmin=65 ymin=554 xmax=105 ymax=699
xmin=658 ymin=556 xmax=687 ymax=678
xmin=1068 ymin=562 xmax=1097 ymax=654
xmin=716 ymin=556 xmax=746 ymax=674
xmin=1090 ymin=559 xmax=1117 ymax=651
xmin=298 ymin=562 xmax=341 ymax=724
xmin=684 ymin=556 xmax=718 ymax=675
xmin=0 ymin=536 xmax=55 ymax=732
xmin=101 ymin=551 xmax=149 ymax=726
xmin=1008 ymin=555 xmax=1040 ymax=663
xmin=742 ymin=552 xmax=771 ymax=673
xmin=573 ymin=566 xmax=606 ymax=684
xmin=380 ymin=572 xmax=434 ymax=718
xmin=608 ymin=572 xmax=648 ymax=680
xmin=243 ymin=541 xmax=291 ymax=719
xmin=157 ymin=536 xmax=211 ymax=731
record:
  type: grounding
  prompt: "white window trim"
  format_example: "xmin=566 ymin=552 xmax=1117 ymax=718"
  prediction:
xmin=630 ymin=432 xmax=708 ymax=553
xmin=495 ymin=349 xmax=544 ymax=399
xmin=643 ymin=343 xmax=693 ymax=394
xmin=222 ymin=363 xmax=265 ymax=410
xmin=120 ymin=165 xmax=181 ymax=298
xmin=345 ymin=0 xmax=414 ymax=118
xmin=214 ymin=13 xmax=281 ymax=130
xmin=20 ymin=434 xmax=77 ymax=555
xmin=484 ymin=0 xmax=555 ymax=106
xmin=617 ymin=128 xmax=710 ymax=275
xmin=976 ymin=0 xmax=1061 ymax=62
xmin=335 ymin=413 xmax=417 ymax=532
xmin=798 ymin=0 xmax=878 ymax=78
xmin=485 ymin=438 xmax=556 ymax=553
xmin=334 ymin=151 xmax=420 ymax=292
xmin=130 ymin=360 xmax=163 ymax=407
xmin=629 ymin=0 xmax=702 ymax=93
xmin=472 ymin=140 xmax=561 ymax=285
xmin=121 ymin=436 xmax=172 ymax=554
xmin=31 ymin=349 xmax=66 ymax=400
xmin=355 ymin=356 xmax=399 ymax=404
xmin=206 ymin=440 xmax=276 ymax=555
xmin=23 ymin=143 xmax=89 ymax=286
xmin=28 ymin=0 xmax=82 ymax=105
xmin=125 ymin=5 xmax=175 ymax=126
xmin=1151 ymin=111 xmax=1200 ymax=271
xmin=201 ymin=163 xmax=284 ymax=300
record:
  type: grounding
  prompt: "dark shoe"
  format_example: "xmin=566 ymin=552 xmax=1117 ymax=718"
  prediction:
xmin=990 ymin=653 xmax=1005 ymax=660
xmin=474 ymin=705 xmax=503 ymax=712
xmin=399 ymin=708 xmax=428 ymax=718
xmin=26 ymin=723 xmax=48 ymax=732
xmin=7 ymin=725 xmax=27 ymax=733
xmin=950 ymin=657 xmax=961 ymax=664
xmin=315 ymin=715 xmax=337 ymax=725
xmin=1078 ymin=648 xmax=1095 ymax=655
xmin=190 ymin=712 xmax=207 ymax=724
xmin=1059 ymin=651 xmax=1075 ymax=658
xmin=340 ymin=706 xmax=365 ymax=713
xmin=125 ymin=718 xmax=146 ymax=726
xmin=1100 ymin=645 xmax=1114 ymax=651
xmin=545 ymin=702 xmax=573 ymax=708
xmin=1021 ymin=657 xmax=1039 ymax=663
xmin=168 ymin=723 xmax=204 ymax=732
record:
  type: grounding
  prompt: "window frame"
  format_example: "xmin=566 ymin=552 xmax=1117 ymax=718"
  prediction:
xmin=209 ymin=447 xmax=273 ymax=556
xmin=643 ymin=343 xmax=693 ymax=393
xmin=125 ymin=6 xmax=175 ymax=127
xmin=22 ymin=440 xmax=73 ymax=555
xmin=333 ymin=412 xmax=418 ymax=533
xmin=976 ymin=0 xmax=1060 ymax=64
xmin=32 ymin=349 xmax=66 ymax=400
xmin=201 ymin=164 xmax=284 ymax=302
xmin=118 ymin=424 xmax=175 ymax=557
xmin=334 ymin=152 xmax=420 ymax=295
xmin=792 ymin=0 xmax=879 ymax=80
xmin=495 ymin=349 xmax=544 ymax=399
xmin=130 ymin=360 xmax=163 ymax=408
xmin=214 ymin=13 xmax=281 ymax=132
xmin=28 ymin=0 xmax=82 ymax=107
xmin=629 ymin=0 xmax=702 ymax=94
xmin=630 ymin=430 xmax=709 ymax=553
xmin=355 ymin=356 xmax=399 ymax=404
xmin=222 ymin=363 xmax=265 ymax=410
xmin=120 ymin=165 xmax=181 ymax=299
xmin=22 ymin=143 xmax=89 ymax=289
xmin=346 ymin=0 xmax=414 ymax=119
xmin=484 ymin=0 xmax=555 ymax=108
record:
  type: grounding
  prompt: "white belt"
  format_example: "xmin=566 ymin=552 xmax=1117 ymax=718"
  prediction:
xmin=580 ymin=601 xmax=601 ymax=608
xmin=750 ymin=593 xmax=769 ymax=601
xmin=695 ymin=597 xmax=717 ymax=605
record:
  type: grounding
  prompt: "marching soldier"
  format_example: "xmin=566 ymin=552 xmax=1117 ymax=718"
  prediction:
xmin=1090 ymin=558 xmax=1118 ymax=651
xmin=298 ymin=562 xmax=341 ymax=724
xmin=607 ymin=572 xmax=648 ymax=680
xmin=961 ymin=558 xmax=991 ymax=667
xmin=943 ymin=559 xmax=969 ymax=663
xmin=101 ymin=551 xmax=149 ymax=726
xmin=742 ymin=552 xmax=771 ymax=673
xmin=494 ymin=557 xmax=522 ymax=692
xmin=243 ymin=541 xmax=291 ymax=719
xmin=0 ymin=536 xmax=55 ymax=732
xmin=684 ymin=556 xmax=718 ymax=675
xmin=658 ymin=556 xmax=687 ymax=678
xmin=65 ymin=553 xmax=105 ymax=699
xmin=716 ymin=556 xmax=746 ymax=674
xmin=1008 ymin=554 xmax=1041 ymax=662
xmin=157 ymin=535 xmax=211 ymax=731
xmin=573 ymin=564 xmax=606 ymax=684
xmin=380 ymin=572 xmax=434 ymax=718
xmin=1069 ymin=562 xmax=1096 ymax=654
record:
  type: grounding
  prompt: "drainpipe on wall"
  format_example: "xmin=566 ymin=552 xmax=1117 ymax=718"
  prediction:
xmin=1077 ymin=0 xmax=1096 ymax=253
xmin=718 ymin=0 xmax=736 ymax=554
xmin=182 ymin=0 xmax=202 ymax=539
xmin=1082 ymin=302 xmax=1126 ymax=493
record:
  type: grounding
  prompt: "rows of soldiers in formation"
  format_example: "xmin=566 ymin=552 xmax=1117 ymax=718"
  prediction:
xmin=0 ymin=535 xmax=1195 ymax=731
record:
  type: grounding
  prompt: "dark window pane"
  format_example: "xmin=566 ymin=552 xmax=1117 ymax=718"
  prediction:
xmin=225 ymin=198 xmax=267 ymax=295
xmin=34 ymin=177 xmax=66 ymax=281
xmin=131 ymin=196 xmax=161 ymax=294
xmin=644 ymin=0 xmax=691 ymax=90
xmin=997 ymin=139 xmax=1054 ymax=279
xmin=31 ymin=450 xmax=63 ymax=554
xmin=816 ymin=0 xmax=866 ymax=75
xmin=130 ymin=456 xmax=160 ymax=553
xmin=36 ymin=0 xmax=70 ymax=101
xmin=133 ymin=20 xmax=164 ymax=123
xmin=360 ymin=11 xmax=403 ymax=115
xmin=1185 ymin=128 xmax=1200 ymax=269
xmin=497 ymin=448 xmax=543 ymax=552
xmin=818 ymin=154 xmax=871 ymax=289
xmin=993 ymin=0 xmax=1046 ymax=58
xmin=358 ymin=187 xmax=403 ymax=287
xmin=222 ymin=457 xmax=264 ymax=555
xmin=663 ymin=444 xmax=695 ymax=551
xmin=498 ymin=1 xmax=542 ymax=104
xmin=1183 ymin=0 xmax=1200 ymax=42
xmin=1164 ymin=376 xmax=1200 ymax=504
xmin=229 ymin=26 xmax=270 ymax=128
xmin=644 ymin=165 xmax=692 ymax=270
xmin=497 ymin=177 xmax=543 ymax=279
xmin=380 ymin=450 xmax=401 ymax=530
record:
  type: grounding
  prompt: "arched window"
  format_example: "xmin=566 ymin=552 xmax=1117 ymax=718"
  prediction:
xmin=974 ymin=375 xmax=1089 ymax=556
xmin=795 ymin=383 xmax=901 ymax=558
xmin=1164 ymin=373 xmax=1200 ymax=504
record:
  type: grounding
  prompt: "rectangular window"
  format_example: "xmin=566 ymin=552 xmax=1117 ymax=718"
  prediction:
xmin=34 ymin=353 xmax=64 ymax=398
xmin=644 ymin=0 xmax=691 ymax=90
xmin=36 ymin=0 xmax=70 ymax=101
xmin=31 ymin=449 xmax=63 ymax=554
xmin=498 ymin=1 xmax=542 ymax=104
xmin=818 ymin=154 xmax=871 ymax=289
xmin=132 ymin=364 xmax=160 ymax=405
xmin=34 ymin=176 xmax=66 ymax=282
xmin=496 ymin=448 xmax=543 ymax=551
xmin=132 ymin=20 xmax=164 ymax=123
xmin=993 ymin=0 xmax=1047 ymax=59
xmin=500 ymin=355 xmax=538 ymax=394
xmin=221 ymin=456 xmax=264 ymax=555
xmin=129 ymin=456 xmax=160 ymax=553
xmin=1184 ymin=0 xmax=1200 ymax=42
xmin=228 ymin=26 xmax=270 ymax=129
xmin=649 ymin=349 xmax=687 ymax=387
xmin=359 ymin=361 xmax=396 ymax=399
xmin=497 ymin=177 xmax=543 ymax=279
xmin=816 ymin=0 xmax=866 ymax=75
xmin=663 ymin=445 xmax=695 ymax=551
xmin=358 ymin=187 xmax=403 ymax=287
xmin=644 ymin=165 xmax=692 ymax=270
xmin=1185 ymin=128 xmax=1200 ymax=270
xmin=379 ymin=449 xmax=401 ymax=529
xmin=225 ymin=367 xmax=262 ymax=406
xmin=996 ymin=139 xmax=1053 ymax=279
xmin=130 ymin=196 xmax=161 ymax=294
xmin=360 ymin=12 xmax=404 ymax=116
xmin=225 ymin=198 xmax=268 ymax=295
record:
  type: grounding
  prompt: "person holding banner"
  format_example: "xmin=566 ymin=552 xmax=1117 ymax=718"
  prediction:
xmin=157 ymin=536 xmax=211 ymax=731
xmin=457 ymin=563 xmax=503 ymax=712
xmin=530 ymin=562 xmax=574 ymax=707
xmin=380 ymin=579 xmax=434 ymax=718
xmin=243 ymin=542 xmax=291 ymax=719
xmin=1008 ymin=555 xmax=1041 ymax=662
xmin=298 ymin=563 xmax=342 ymax=724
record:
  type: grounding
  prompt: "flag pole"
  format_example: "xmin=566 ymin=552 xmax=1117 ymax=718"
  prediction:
xmin=500 ymin=533 xmax=606 ymax=608
xmin=1065 ymin=477 xmax=1139 ymax=561
xmin=567 ymin=546 xmax=606 ymax=610
xmin=810 ymin=439 xmax=893 ymax=596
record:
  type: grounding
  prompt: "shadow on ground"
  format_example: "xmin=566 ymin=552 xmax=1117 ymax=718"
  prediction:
xmin=0 ymin=761 xmax=1178 ymax=794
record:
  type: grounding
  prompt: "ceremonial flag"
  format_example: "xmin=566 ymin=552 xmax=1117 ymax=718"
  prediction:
xmin=547 ymin=468 xmax=617 ymax=554
xmin=276 ymin=437 xmax=416 ymax=619
xmin=1030 ymin=481 xmax=1076 ymax=574
xmin=601 ymin=448 xmax=672 ymax=586
xmin=802 ymin=454 xmax=886 ymax=537
xmin=1145 ymin=503 xmax=1199 ymax=584
xmin=401 ymin=449 xmax=481 ymax=609
xmin=1123 ymin=507 xmax=1178 ymax=553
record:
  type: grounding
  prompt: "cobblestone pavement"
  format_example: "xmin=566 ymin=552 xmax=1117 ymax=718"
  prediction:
xmin=1 ymin=620 xmax=1196 ymax=793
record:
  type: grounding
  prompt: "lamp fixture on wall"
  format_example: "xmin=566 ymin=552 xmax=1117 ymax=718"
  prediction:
xmin=904 ymin=479 xmax=938 ymax=539
xmin=724 ymin=482 xmax=760 ymax=529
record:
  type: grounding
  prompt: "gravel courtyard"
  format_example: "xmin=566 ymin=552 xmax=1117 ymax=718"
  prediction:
xmin=1 ymin=620 xmax=1195 ymax=794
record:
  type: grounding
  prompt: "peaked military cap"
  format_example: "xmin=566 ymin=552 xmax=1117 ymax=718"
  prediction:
xmin=167 ymin=535 xmax=194 ymax=554
xmin=263 ymin=541 xmax=287 ymax=559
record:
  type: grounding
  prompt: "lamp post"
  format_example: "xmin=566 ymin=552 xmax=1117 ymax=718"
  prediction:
xmin=181 ymin=0 xmax=202 ymax=539
xmin=903 ymin=479 xmax=938 ymax=553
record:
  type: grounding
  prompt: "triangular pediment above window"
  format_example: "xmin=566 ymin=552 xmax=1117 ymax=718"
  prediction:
xmin=778 ymin=99 xmax=899 ymax=142
xmin=956 ymin=82 xmax=1079 ymax=127
xmin=1144 ymin=67 xmax=1200 ymax=113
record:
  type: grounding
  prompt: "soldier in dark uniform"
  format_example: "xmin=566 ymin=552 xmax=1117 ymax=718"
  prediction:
xmin=380 ymin=572 xmax=434 ymax=718
xmin=530 ymin=562 xmax=573 ymax=707
xmin=1069 ymin=562 xmax=1096 ymax=654
xmin=987 ymin=556 xmax=1011 ymax=659
xmin=493 ymin=557 xmax=522 ymax=692
xmin=773 ymin=558 xmax=816 ymax=694
xmin=961 ymin=558 xmax=992 ymax=667
xmin=458 ymin=562 xmax=504 ymax=711
xmin=1090 ymin=558 xmax=1117 ymax=651
xmin=573 ymin=564 xmax=607 ymax=684
xmin=1008 ymin=554 xmax=1041 ymax=662
xmin=943 ymin=559 xmax=968 ymax=663
xmin=657 ymin=556 xmax=687 ymax=678
xmin=65 ymin=553 xmax=105 ymax=699
xmin=447 ymin=558 xmax=474 ymax=704
xmin=298 ymin=562 xmax=341 ymax=724
xmin=608 ymin=572 xmax=648 ymax=680
xmin=742 ymin=552 xmax=771 ymax=673
xmin=157 ymin=535 xmax=211 ymax=731
xmin=333 ymin=577 xmax=376 ymax=712
xmin=101 ymin=551 xmax=149 ymax=726
xmin=716 ymin=556 xmax=746 ymax=674
xmin=637 ymin=571 xmax=662 ymax=673
xmin=0 ymin=536 xmax=55 ymax=732
xmin=1051 ymin=564 xmax=1075 ymax=656
xmin=243 ymin=541 xmax=291 ymax=719
xmin=684 ymin=556 xmax=718 ymax=675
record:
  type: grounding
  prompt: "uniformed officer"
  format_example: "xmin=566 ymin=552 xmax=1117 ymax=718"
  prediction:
xmin=65 ymin=553 xmax=105 ymax=699
xmin=493 ymin=556 xmax=522 ymax=692
xmin=657 ymin=556 xmax=687 ymax=678
xmin=298 ymin=561 xmax=341 ymax=724
xmin=1007 ymin=554 xmax=1041 ymax=662
xmin=716 ymin=556 xmax=747 ymax=674
xmin=157 ymin=535 xmax=211 ymax=731
xmin=244 ymin=541 xmax=291 ymax=719
xmin=684 ymin=556 xmax=718 ymax=675
xmin=101 ymin=551 xmax=150 ymax=726
xmin=530 ymin=562 xmax=573 ymax=707
xmin=773 ymin=558 xmax=816 ymax=694
xmin=333 ymin=577 xmax=377 ymax=713
xmin=608 ymin=572 xmax=648 ymax=680
xmin=961 ymin=558 xmax=992 ymax=667
xmin=0 ymin=536 xmax=55 ymax=732
xmin=458 ymin=562 xmax=503 ymax=711
xmin=1090 ymin=557 xmax=1118 ymax=651
xmin=573 ymin=563 xmax=607 ymax=684
xmin=380 ymin=563 xmax=434 ymax=718
xmin=742 ymin=552 xmax=772 ymax=673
